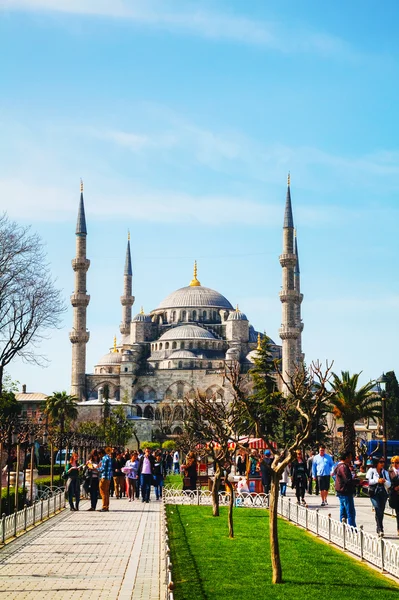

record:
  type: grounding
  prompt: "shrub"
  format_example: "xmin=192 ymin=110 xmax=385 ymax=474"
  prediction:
xmin=37 ymin=464 xmax=63 ymax=476
xmin=140 ymin=441 xmax=159 ymax=451
xmin=162 ymin=440 xmax=176 ymax=451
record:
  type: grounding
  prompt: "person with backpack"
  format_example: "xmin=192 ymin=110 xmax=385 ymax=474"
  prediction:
xmin=291 ymin=449 xmax=308 ymax=505
xmin=334 ymin=451 xmax=358 ymax=527
xmin=366 ymin=457 xmax=391 ymax=536
xmin=388 ymin=456 xmax=399 ymax=536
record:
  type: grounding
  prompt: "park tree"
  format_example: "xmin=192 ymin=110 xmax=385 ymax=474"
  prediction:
xmin=385 ymin=371 xmax=399 ymax=439
xmin=329 ymin=371 xmax=380 ymax=457
xmin=44 ymin=392 xmax=78 ymax=467
xmin=105 ymin=407 xmax=137 ymax=448
xmin=226 ymin=357 xmax=333 ymax=584
xmin=153 ymin=402 xmax=175 ymax=444
xmin=0 ymin=214 xmax=65 ymax=394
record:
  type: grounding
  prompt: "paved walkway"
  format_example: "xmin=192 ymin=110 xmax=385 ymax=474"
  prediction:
xmin=0 ymin=497 xmax=165 ymax=599
xmin=286 ymin=488 xmax=399 ymax=541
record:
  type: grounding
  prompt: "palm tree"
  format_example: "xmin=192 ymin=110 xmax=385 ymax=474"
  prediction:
xmin=44 ymin=391 xmax=78 ymax=470
xmin=330 ymin=371 xmax=381 ymax=457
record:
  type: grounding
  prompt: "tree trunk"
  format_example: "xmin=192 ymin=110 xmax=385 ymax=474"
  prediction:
xmin=343 ymin=422 xmax=356 ymax=457
xmin=269 ymin=472 xmax=282 ymax=584
xmin=225 ymin=477 xmax=234 ymax=538
xmin=212 ymin=465 xmax=221 ymax=517
xmin=0 ymin=364 xmax=3 ymax=396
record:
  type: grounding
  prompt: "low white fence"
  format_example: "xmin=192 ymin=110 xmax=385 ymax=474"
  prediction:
xmin=163 ymin=488 xmax=399 ymax=580
xmin=0 ymin=489 xmax=65 ymax=544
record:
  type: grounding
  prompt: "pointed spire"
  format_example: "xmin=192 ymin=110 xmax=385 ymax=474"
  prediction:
xmin=236 ymin=304 xmax=239 ymax=312
xmin=140 ymin=306 xmax=144 ymax=315
xmin=283 ymin=172 xmax=294 ymax=229
xmin=189 ymin=260 xmax=201 ymax=287
xmin=294 ymin=229 xmax=300 ymax=275
xmin=76 ymin=179 xmax=87 ymax=235
xmin=257 ymin=333 xmax=262 ymax=351
xmin=124 ymin=233 xmax=132 ymax=276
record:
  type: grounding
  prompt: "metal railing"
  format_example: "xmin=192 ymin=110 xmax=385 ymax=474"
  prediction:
xmin=163 ymin=488 xmax=399 ymax=579
xmin=0 ymin=489 xmax=65 ymax=544
xmin=161 ymin=499 xmax=174 ymax=600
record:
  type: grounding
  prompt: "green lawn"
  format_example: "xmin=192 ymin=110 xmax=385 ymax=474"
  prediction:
xmin=166 ymin=505 xmax=399 ymax=600
xmin=164 ymin=474 xmax=183 ymax=489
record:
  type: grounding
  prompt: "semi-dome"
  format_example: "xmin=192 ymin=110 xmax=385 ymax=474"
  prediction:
xmin=96 ymin=351 xmax=122 ymax=366
xmin=158 ymin=325 xmax=215 ymax=341
xmin=246 ymin=349 xmax=259 ymax=363
xmin=132 ymin=309 xmax=152 ymax=322
xmin=227 ymin=308 xmax=248 ymax=321
xmin=168 ymin=350 xmax=196 ymax=359
xmin=156 ymin=285 xmax=233 ymax=310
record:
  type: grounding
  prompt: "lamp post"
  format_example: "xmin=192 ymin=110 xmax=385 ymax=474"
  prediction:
xmin=376 ymin=373 xmax=388 ymax=465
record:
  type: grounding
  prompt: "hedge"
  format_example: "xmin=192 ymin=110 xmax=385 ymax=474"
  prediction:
xmin=37 ymin=464 xmax=63 ymax=476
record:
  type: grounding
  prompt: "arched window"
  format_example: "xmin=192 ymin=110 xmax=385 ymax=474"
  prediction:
xmin=172 ymin=341 xmax=177 ymax=349
xmin=212 ymin=342 xmax=216 ymax=349
xmin=173 ymin=426 xmax=183 ymax=435
xmin=203 ymin=310 xmax=207 ymax=320
xmin=182 ymin=310 xmax=186 ymax=321
xmin=178 ymin=361 xmax=183 ymax=369
xmin=189 ymin=342 xmax=193 ymax=349
xmin=200 ymin=361 xmax=203 ymax=369
xmin=144 ymin=405 xmax=154 ymax=419
xmin=154 ymin=408 xmax=161 ymax=421
xmin=208 ymin=362 xmax=212 ymax=369
xmin=155 ymin=343 xmax=158 ymax=351
xmin=168 ymin=361 xmax=171 ymax=369
xmin=136 ymin=406 xmax=143 ymax=417
xmin=189 ymin=361 xmax=194 ymax=369
xmin=177 ymin=383 xmax=184 ymax=399
xmin=159 ymin=343 xmax=163 ymax=350
xmin=192 ymin=310 xmax=197 ymax=321
xmin=219 ymin=362 xmax=223 ymax=369
xmin=172 ymin=311 xmax=176 ymax=322
xmin=205 ymin=342 xmax=209 ymax=349
xmin=180 ymin=341 xmax=185 ymax=349
xmin=174 ymin=406 xmax=184 ymax=421
xmin=165 ymin=342 xmax=169 ymax=349
xmin=213 ymin=311 xmax=217 ymax=321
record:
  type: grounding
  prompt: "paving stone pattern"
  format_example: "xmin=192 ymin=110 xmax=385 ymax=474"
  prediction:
xmin=0 ymin=497 xmax=164 ymax=599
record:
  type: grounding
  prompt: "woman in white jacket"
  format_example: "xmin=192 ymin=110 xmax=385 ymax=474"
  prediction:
xmin=366 ymin=457 xmax=391 ymax=536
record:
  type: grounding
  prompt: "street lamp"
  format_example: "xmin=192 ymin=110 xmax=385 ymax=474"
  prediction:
xmin=376 ymin=373 xmax=388 ymax=465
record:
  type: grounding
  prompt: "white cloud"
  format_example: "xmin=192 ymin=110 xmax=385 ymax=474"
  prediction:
xmin=0 ymin=0 xmax=360 ymax=59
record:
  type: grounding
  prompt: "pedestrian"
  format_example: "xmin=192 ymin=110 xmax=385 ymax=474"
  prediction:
xmin=112 ymin=452 xmax=125 ymax=499
xmin=124 ymin=451 xmax=139 ymax=502
xmin=312 ymin=444 xmax=334 ymax=507
xmin=334 ymin=451 xmax=358 ymax=527
xmin=153 ymin=451 xmax=164 ymax=499
xmin=279 ymin=465 xmax=289 ymax=496
xmin=173 ymin=449 xmax=180 ymax=475
xmin=166 ymin=451 xmax=173 ymax=475
xmin=291 ymin=450 xmax=308 ymax=505
xmin=182 ymin=451 xmax=198 ymax=491
xmin=98 ymin=447 xmax=113 ymax=512
xmin=86 ymin=449 xmax=100 ymax=511
xmin=260 ymin=450 xmax=273 ymax=494
xmin=388 ymin=456 xmax=399 ymax=535
xmin=366 ymin=457 xmax=391 ymax=536
xmin=65 ymin=451 xmax=81 ymax=511
xmin=248 ymin=450 xmax=260 ymax=478
xmin=138 ymin=447 xmax=155 ymax=502
xmin=237 ymin=450 xmax=247 ymax=477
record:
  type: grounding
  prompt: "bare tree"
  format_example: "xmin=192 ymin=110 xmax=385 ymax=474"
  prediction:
xmin=226 ymin=359 xmax=334 ymax=584
xmin=0 ymin=215 xmax=65 ymax=393
xmin=184 ymin=390 xmax=240 ymax=538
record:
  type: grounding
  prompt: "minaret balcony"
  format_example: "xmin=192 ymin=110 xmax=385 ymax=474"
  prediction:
xmin=279 ymin=290 xmax=299 ymax=303
xmin=279 ymin=253 xmax=296 ymax=268
xmin=70 ymin=293 xmax=90 ymax=307
xmin=120 ymin=295 xmax=135 ymax=306
xmin=279 ymin=325 xmax=300 ymax=340
xmin=69 ymin=330 xmax=90 ymax=344
xmin=120 ymin=323 xmax=130 ymax=335
xmin=72 ymin=258 xmax=90 ymax=272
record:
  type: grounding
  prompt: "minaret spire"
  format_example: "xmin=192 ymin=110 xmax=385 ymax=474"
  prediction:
xmin=70 ymin=181 xmax=90 ymax=400
xmin=294 ymin=229 xmax=304 ymax=364
xmin=279 ymin=174 xmax=302 ymax=394
xmin=120 ymin=231 xmax=135 ymax=337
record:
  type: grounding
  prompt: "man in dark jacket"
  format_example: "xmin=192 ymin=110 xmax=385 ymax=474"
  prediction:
xmin=334 ymin=451 xmax=358 ymax=527
xmin=260 ymin=450 xmax=273 ymax=494
xmin=138 ymin=447 xmax=155 ymax=502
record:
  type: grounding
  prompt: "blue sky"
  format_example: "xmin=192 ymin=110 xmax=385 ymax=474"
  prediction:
xmin=1 ymin=0 xmax=399 ymax=393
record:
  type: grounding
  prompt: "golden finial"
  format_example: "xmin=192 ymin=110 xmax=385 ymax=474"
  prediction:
xmin=140 ymin=306 xmax=144 ymax=315
xmin=257 ymin=333 xmax=262 ymax=350
xmin=112 ymin=335 xmax=117 ymax=353
xmin=80 ymin=178 xmax=84 ymax=193
xmin=236 ymin=304 xmax=239 ymax=312
xmin=128 ymin=229 xmax=130 ymax=242
xmin=189 ymin=260 xmax=201 ymax=287
xmin=287 ymin=172 xmax=290 ymax=187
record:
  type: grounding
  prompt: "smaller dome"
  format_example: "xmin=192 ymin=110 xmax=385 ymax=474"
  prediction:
xmin=96 ymin=351 xmax=122 ymax=366
xmin=132 ymin=312 xmax=152 ymax=322
xmin=227 ymin=308 xmax=248 ymax=321
xmin=168 ymin=350 xmax=196 ymax=359
xmin=158 ymin=325 xmax=215 ymax=341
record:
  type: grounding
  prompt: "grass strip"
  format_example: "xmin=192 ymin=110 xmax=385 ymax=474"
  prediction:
xmin=166 ymin=505 xmax=399 ymax=600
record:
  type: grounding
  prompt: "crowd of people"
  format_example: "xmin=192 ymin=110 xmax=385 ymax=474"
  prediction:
xmin=235 ymin=444 xmax=399 ymax=537
xmin=64 ymin=447 xmax=181 ymax=512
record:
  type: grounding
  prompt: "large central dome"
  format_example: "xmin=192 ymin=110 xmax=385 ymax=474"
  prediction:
xmin=156 ymin=285 xmax=233 ymax=310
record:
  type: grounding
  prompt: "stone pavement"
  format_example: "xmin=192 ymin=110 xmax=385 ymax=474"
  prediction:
xmin=0 ymin=496 xmax=165 ymax=599
xmin=286 ymin=488 xmax=399 ymax=542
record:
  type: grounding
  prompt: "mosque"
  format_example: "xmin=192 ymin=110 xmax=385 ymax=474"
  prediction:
xmin=70 ymin=177 xmax=303 ymax=436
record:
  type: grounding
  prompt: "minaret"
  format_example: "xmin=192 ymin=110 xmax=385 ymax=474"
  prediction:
xmin=70 ymin=180 xmax=90 ymax=400
xmin=294 ymin=230 xmax=304 ymax=364
xmin=279 ymin=173 xmax=301 ymax=393
xmin=120 ymin=232 xmax=135 ymax=337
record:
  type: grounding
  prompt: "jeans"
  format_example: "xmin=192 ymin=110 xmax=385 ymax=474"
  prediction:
xmin=90 ymin=477 xmax=99 ymax=510
xmin=279 ymin=482 xmax=287 ymax=496
xmin=337 ymin=493 xmax=356 ymax=527
xmin=370 ymin=493 xmax=387 ymax=533
xmin=153 ymin=475 xmax=163 ymax=499
xmin=127 ymin=478 xmax=137 ymax=500
xmin=262 ymin=480 xmax=271 ymax=495
xmin=295 ymin=483 xmax=306 ymax=503
xmin=140 ymin=473 xmax=153 ymax=501
xmin=67 ymin=477 xmax=80 ymax=509
xmin=99 ymin=478 xmax=111 ymax=510
xmin=173 ymin=462 xmax=180 ymax=475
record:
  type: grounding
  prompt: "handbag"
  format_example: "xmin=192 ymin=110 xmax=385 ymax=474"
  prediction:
xmin=368 ymin=484 xmax=377 ymax=497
